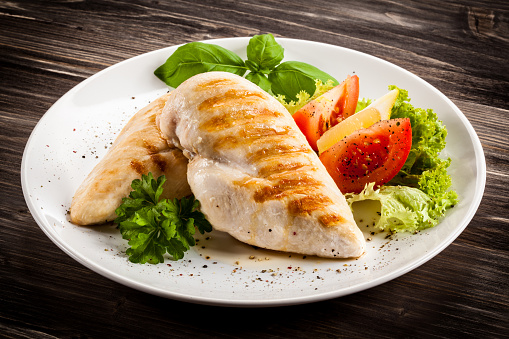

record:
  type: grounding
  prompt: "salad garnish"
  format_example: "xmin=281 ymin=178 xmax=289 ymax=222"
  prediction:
xmin=346 ymin=86 xmax=458 ymax=232
xmin=115 ymin=173 xmax=212 ymax=264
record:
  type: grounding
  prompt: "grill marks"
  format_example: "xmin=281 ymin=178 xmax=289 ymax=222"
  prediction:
xmin=289 ymin=195 xmax=333 ymax=215
xmin=248 ymin=144 xmax=309 ymax=163
xmin=201 ymin=108 xmax=283 ymax=132
xmin=253 ymin=176 xmax=320 ymax=202
xmin=144 ymin=139 xmax=160 ymax=155
xmin=130 ymin=159 xmax=145 ymax=174
xmin=199 ymin=89 xmax=266 ymax=111
xmin=129 ymin=137 xmax=170 ymax=174
xmin=130 ymin=155 xmax=169 ymax=174
xmin=258 ymin=161 xmax=308 ymax=178
xmin=197 ymin=78 xmax=236 ymax=90
xmin=213 ymin=125 xmax=291 ymax=150
xmin=319 ymin=213 xmax=346 ymax=227
xmin=196 ymin=83 xmax=340 ymax=226
xmin=150 ymin=153 xmax=168 ymax=172
xmin=200 ymin=89 xmax=289 ymax=150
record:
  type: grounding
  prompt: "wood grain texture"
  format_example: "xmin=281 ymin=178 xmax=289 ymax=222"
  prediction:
xmin=1 ymin=0 xmax=508 ymax=338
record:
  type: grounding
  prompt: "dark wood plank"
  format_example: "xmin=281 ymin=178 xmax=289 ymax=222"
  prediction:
xmin=1 ymin=0 xmax=508 ymax=338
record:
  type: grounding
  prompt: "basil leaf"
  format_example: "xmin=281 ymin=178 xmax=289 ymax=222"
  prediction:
xmin=245 ymin=72 xmax=272 ymax=93
xmin=268 ymin=61 xmax=338 ymax=102
xmin=245 ymin=60 xmax=260 ymax=73
xmin=247 ymin=34 xmax=284 ymax=73
xmin=154 ymin=42 xmax=247 ymax=88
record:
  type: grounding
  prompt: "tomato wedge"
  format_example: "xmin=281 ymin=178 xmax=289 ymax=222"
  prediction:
xmin=293 ymin=75 xmax=359 ymax=151
xmin=319 ymin=118 xmax=412 ymax=194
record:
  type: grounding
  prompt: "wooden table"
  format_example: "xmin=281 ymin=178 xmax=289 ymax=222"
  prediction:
xmin=1 ymin=1 xmax=507 ymax=337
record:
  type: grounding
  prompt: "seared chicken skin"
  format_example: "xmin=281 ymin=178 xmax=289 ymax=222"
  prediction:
xmin=70 ymin=93 xmax=191 ymax=225
xmin=158 ymin=72 xmax=365 ymax=258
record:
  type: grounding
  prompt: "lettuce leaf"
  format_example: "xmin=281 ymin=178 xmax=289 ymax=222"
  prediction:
xmin=418 ymin=159 xmax=458 ymax=220
xmin=274 ymin=79 xmax=336 ymax=115
xmin=347 ymin=183 xmax=439 ymax=233
xmin=355 ymin=97 xmax=372 ymax=113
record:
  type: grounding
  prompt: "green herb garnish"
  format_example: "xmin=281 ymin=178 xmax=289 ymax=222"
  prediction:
xmin=115 ymin=173 xmax=212 ymax=264
xmin=154 ymin=33 xmax=338 ymax=103
xmin=153 ymin=42 xmax=246 ymax=88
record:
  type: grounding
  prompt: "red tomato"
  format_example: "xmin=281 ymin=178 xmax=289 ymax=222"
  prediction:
xmin=319 ymin=118 xmax=412 ymax=194
xmin=293 ymin=75 xmax=359 ymax=151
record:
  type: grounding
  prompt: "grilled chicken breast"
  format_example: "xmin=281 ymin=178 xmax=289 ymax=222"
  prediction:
xmin=70 ymin=93 xmax=191 ymax=225
xmin=158 ymin=72 xmax=365 ymax=258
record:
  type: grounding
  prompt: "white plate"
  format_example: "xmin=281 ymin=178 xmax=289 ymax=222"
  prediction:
xmin=21 ymin=37 xmax=486 ymax=307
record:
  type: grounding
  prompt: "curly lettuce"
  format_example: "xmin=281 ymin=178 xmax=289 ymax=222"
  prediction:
xmin=274 ymin=79 xmax=336 ymax=115
xmin=355 ymin=97 xmax=372 ymax=113
xmin=418 ymin=159 xmax=458 ymax=219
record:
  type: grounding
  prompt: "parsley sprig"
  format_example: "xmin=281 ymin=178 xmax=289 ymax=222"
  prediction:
xmin=114 ymin=173 xmax=212 ymax=264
